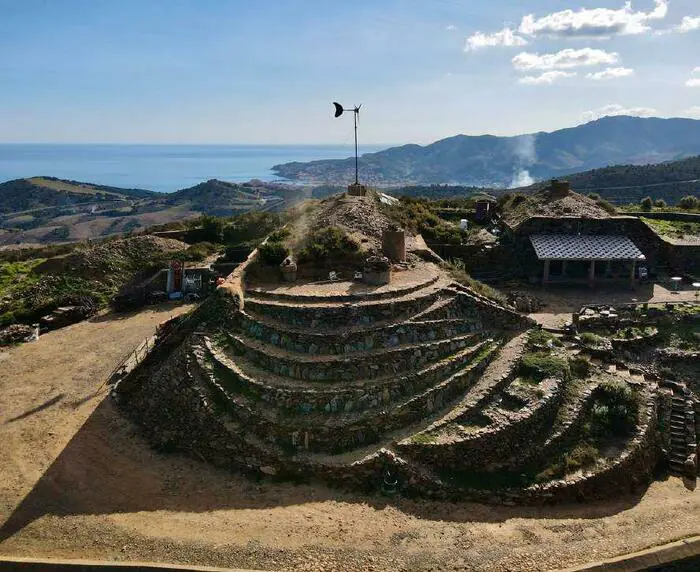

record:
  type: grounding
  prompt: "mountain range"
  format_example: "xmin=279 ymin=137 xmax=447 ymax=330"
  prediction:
xmin=272 ymin=116 xmax=700 ymax=187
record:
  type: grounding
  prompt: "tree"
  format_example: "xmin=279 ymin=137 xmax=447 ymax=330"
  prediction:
xmin=679 ymin=195 xmax=699 ymax=210
xmin=640 ymin=196 xmax=653 ymax=211
xmin=654 ymin=199 xmax=666 ymax=208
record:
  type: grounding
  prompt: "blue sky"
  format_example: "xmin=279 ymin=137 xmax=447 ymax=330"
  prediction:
xmin=1 ymin=0 xmax=699 ymax=144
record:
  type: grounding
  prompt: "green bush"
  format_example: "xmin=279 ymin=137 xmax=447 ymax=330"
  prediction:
xmin=580 ymin=332 xmax=606 ymax=346
xmin=587 ymin=192 xmax=601 ymax=200
xmin=183 ymin=241 xmax=219 ymax=261
xmin=640 ymin=196 xmax=653 ymax=211
xmin=595 ymin=198 xmax=617 ymax=215
xmin=527 ymin=328 xmax=562 ymax=349
xmin=593 ymin=380 xmax=640 ymax=436
xmin=258 ymin=241 xmax=289 ymax=266
xmin=297 ymin=226 xmax=359 ymax=264
xmin=569 ymin=356 xmax=591 ymax=379
xmin=654 ymin=199 xmax=666 ymax=208
xmin=679 ymin=195 xmax=699 ymax=210
xmin=520 ymin=352 xmax=570 ymax=381
xmin=443 ymin=259 xmax=508 ymax=305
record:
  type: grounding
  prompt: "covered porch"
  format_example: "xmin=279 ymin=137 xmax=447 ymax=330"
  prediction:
xmin=530 ymin=234 xmax=646 ymax=288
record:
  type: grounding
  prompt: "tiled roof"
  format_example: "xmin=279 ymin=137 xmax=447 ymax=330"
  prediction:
xmin=530 ymin=234 xmax=645 ymax=261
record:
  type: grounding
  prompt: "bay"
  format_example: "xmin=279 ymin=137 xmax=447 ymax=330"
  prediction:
xmin=0 ymin=144 xmax=385 ymax=193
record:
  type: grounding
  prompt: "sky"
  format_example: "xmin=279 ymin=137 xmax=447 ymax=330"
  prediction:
xmin=1 ymin=0 xmax=699 ymax=145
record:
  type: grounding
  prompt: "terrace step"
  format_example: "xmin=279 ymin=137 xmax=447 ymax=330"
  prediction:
xmin=203 ymin=335 xmax=491 ymax=413
xmin=236 ymin=310 xmax=479 ymax=355
xmin=244 ymin=272 xmax=440 ymax=303
xmin=243 ymin=283 xmax=446 ymax=329
xmin=223 ymin=330 xmax=480 ymax=382
xmin=408 ymin=294 xmax=460 ymax=322
xmin=192 ymin=339 xmax=500 ymax=454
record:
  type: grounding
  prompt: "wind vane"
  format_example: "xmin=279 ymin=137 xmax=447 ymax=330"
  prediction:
xmin=333 ymin=102 xmax=362 ymax=186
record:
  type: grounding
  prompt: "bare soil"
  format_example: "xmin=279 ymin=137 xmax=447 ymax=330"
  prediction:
xmin=0 ymin=303 xmax=698 ymax=572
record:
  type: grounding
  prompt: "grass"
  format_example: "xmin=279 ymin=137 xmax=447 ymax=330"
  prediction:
xmin=527 ymin=328 xmax=563 ymax=350
xmin=641 ymin=217 xmax=700 ymax=240
xmin=0 ymin=259 xmax=44 ymax=295
xmin=408 ymin=432 xmax=438 ymax=444
xmin=520 ymin=352 xmax=570 ymax=381
xmin=443 ymin=259 xmax=508 ymax=305
xmin=579 ymin=332 xmax=607 ymax=347
xmin=569 ymin=356 xmax=592 ymax=379
xmin=612 ymin=326 xmax=657 ymax=340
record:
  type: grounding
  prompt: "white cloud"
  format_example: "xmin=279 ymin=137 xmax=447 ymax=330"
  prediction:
xmin=512 ymin=48 xmax=619 ymax=71
xmin=685 ymin=106 xmax=700 ymax=118
xmin=446 ymin=24 xmax=458 ymax=32
xmin=586 ymin=67 xmax=635 ymax=80
xmin=677 ymin=16 xmax=700 ymax=33
xmin=519 ymin=0 xmax=668 ymax=39
xmin=686 ymin=67 xmax=700 ymax=87
xmin=465 ymin=28 xmax=528 ymax=51
xmin=519 ymin=71 xmax=577 ymax=85
xmin=582 ymin=104 xmax=657 ymax=121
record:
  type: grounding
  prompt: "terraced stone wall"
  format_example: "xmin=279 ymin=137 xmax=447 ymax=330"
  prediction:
xmin=236 ymin=313 xmax=479 ymax=355
xmin=205 ymin=338 xmax=489 ymax=418
xmin=400 ymin=377 xmax=562 ymax=471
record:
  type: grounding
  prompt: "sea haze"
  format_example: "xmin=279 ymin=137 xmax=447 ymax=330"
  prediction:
xmin=0 ymin=144 xmax=385 ymax=193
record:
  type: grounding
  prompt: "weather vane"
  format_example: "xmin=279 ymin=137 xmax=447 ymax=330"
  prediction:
xmin=333 ymin=102 xmax=362 ymax=185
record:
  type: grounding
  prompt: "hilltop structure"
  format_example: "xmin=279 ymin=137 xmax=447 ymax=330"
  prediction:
xmin=115 ymin=189 xmax=697 ymax=503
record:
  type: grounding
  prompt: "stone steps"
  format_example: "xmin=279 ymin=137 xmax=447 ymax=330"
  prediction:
xmin=191 ymin=338 xmax=500 ymax=454
xmin=223 ymin=330 xmax=480 ymax=382
xmin=243 ymin=283 xmax=446 ymax=329
xmin=408 ymin=294 xmax=459 ymax=322
xmin=202 ymin=335 xmax=492 ymax=415
xmin=244 ymin=273 xmax=440 ymax=303
xmin=235 ymin=310 xmax=479 ymax=355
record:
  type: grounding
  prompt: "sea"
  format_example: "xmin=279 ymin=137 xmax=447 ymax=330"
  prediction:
xmin=0 ymin=144 xmax=385 ymax=193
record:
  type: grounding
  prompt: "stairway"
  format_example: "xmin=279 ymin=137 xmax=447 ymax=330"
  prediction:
xmin=668 ymin=387 xmax=692 ymax=476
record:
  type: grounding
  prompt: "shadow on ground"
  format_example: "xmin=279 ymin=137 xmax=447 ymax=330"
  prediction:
xmin=0 ymin=394 xmax=654 ymax=545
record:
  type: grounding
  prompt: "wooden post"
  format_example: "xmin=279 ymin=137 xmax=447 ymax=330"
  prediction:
xmin=630 ymin=260 xmax=637 ymax=287
xmin=588 ymin=260 xmax=596 ymax=288
xmin=543 ymin=260 xmax=550 ymax=284
xmin=562 ymin=260 xmax=568 ymax=277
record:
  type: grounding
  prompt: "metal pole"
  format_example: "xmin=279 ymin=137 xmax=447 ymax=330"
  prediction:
xmin=354 ymin=110 xmax=359 ymax=185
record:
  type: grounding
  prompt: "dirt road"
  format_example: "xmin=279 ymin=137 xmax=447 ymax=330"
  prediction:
xmin=0 ymin=304 xmax=698 ymax=572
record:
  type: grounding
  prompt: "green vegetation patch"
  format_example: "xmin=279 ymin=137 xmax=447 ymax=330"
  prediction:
xmin=641 ymin=217 xmax=700 ymax=240
xmin=443 ymin=259 xmax=508 ymax=305
xmin=520 ymin=352 xmax=570 ymax=381
xmin=526 ymin=328 xmax=563 ymax=350
xmin=579 ymin=332 xmax=608 ymax=347
xmin=297 ymin=226 xmax=360 ymax=265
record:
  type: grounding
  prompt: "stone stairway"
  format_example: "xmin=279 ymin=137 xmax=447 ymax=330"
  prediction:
xmin=668 ymin=386 xmax=695 ymax=476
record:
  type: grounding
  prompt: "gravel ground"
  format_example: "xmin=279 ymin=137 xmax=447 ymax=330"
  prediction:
xmin=0 ymin=302 xmax=698 ymax=572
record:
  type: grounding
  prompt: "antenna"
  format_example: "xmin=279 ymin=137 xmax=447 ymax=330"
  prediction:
xmin=332 ymin=102 xmax=362 ymax=185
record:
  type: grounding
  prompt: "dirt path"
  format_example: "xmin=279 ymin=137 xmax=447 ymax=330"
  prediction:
xmin=0 ymin=304 xmax=698 ymax=572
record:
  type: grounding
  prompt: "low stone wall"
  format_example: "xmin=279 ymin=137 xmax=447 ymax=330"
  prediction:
xmin=226 ymin=331 xmax=478 ymax=382
xmin=400 ymin=377 xmax=561 ymax=470
xmin=236 ymin=313 xmax=479 ymax=355
xmin=244 ymin=288 xmax=443 ymax=329
xmin=196 ymin=339 xmax=499 ymax=453
xmin=204 ymin=337 xmax=491 ymax=417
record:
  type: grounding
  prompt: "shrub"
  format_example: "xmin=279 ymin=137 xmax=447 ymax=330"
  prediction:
xmin=569 ymin=356 xmax=591 ymax=379
xmin=443 ymin=259 xmax=508 ymax=305
xmin=258 ymin=241 xmax=289 ymax=266
xmin=520 ymin=352 xmax=570 ymax=381
xmin=654 ymin=199 xmax=666 ymax=208
xmin=580 ymin=332 xmax=606 ymax=347
xmin=183 ymin=241 xmax=219 ymax=261
xmin=527 ymin=328 xmax=562 ymax=349
xmin=297 ymin=226 xmax=359 ymax=264
xmin=593 ymin=379 xmax=640 ymax=436
xmin=595 ymin=199 xmax=617 ymax=214
xmin=587 ymin=192 xmax=601 ymax=200
xmin=678 ymin=195 xmax=698 ymax=210
xmin=640 ymin=196 xmax=653 ymax=211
